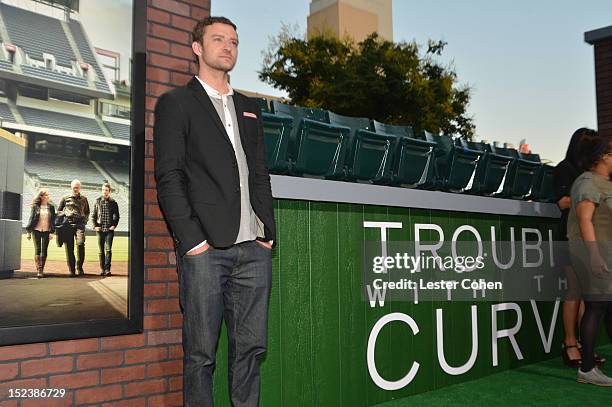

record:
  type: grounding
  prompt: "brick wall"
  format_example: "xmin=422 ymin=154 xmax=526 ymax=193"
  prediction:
xmin=594 ymin=37 xmax=612 ymax=137
xmin=0 ymin=1 xmax=209 ymax=405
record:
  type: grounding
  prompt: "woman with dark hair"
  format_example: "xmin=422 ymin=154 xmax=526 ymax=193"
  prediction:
xmin=554 ymin=128 xmax=600 ymax=367
xmin=26 ymin=189 xmax=56 ymax=278
xmin=567 ymin=134 xmax=612 ymax=385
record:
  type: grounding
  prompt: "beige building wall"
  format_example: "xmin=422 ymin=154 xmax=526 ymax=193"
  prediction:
xmin=307 ymin=0 xmax=393 ymax=42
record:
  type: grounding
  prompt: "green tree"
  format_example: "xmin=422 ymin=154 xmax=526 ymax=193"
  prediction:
xmin=259 ymin=31 xmax=475 ymax=139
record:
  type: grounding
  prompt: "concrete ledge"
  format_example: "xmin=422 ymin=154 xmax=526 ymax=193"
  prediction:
xmin=271 ymin=175 xmax=561 ymax=218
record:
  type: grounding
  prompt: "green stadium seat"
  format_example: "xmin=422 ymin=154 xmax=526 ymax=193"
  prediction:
xmin=327 ymin=113 xmax=396 ymax=183
xmin=490 ymin=145 xmax=542 ymax=199
xmin=372 ymin=120 xmax=437 ymax=187
xmin=528 ymin=163 xmax=555 ymax=202
xmin=431 ymin=135 xmax=483 ymax=192
xmin=271 ymin=101 xmax=350 ymax=178
xmin=462 ymin=140 xmax=514 ymax=196
xmin=261 ymin=112 xmax=293 ymax=174
xmin=251 ymin=97 xmax=271 ymax=113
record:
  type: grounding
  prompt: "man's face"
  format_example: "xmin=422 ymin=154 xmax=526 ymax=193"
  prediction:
xmin=72 ymin=183 xmax=80 ymax=195
xmin=194 ymin=22 xmax=238 ymax=73
xmin=102 ymin=186 xmax=110 ymax=198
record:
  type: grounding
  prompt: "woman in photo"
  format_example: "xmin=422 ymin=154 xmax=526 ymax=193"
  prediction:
xmin=26 ymin=189 xmax=56 ymax=278
xmin=567 ymin=134 xmax=612 ymax=385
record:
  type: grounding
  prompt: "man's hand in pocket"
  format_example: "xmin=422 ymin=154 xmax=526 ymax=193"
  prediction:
xmin=186 ymin=242 xmax=210 ymax=256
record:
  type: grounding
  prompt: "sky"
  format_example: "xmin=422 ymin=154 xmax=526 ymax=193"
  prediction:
xmin=212 ymin=0 xmax=612 ymax=164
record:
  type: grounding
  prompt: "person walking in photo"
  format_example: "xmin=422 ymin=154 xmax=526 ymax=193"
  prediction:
xmin=91 ymin=181 xmax=120 ymax=277
xmin=57 ymin=179 xmax=90 ymax=277
xmin=566 ymin=133 xmax=612 ymax=386
xmin=154 ymin=16 xmax=276 ymax=406
xmin=25 ymin=189 xmax=56 ymax=278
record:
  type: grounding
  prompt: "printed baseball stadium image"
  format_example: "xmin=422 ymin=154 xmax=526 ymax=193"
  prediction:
xmin=0 ymin=0 xmax=132 ymax=325
xmin=1 ymin=0 xmax=612 ymax=406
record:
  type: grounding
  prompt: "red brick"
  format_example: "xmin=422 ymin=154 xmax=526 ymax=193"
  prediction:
xmin=151 ymin=0 xmax=190 ymax=17
xmin=49 ymin=338 xmax=99 ymax=355
xmin=146 ymin=267 xmax=177 ymax=281
xmin=171 ymin=14 xmax=196 ymax=32
xmin=170 ymin=42 xmax=194 ymax=61
xmin=169 ymin=313 xmax=183 ymax=328
xmin=148 ymin=82 xmax=174 ymax=97
xmin=167 ymin=281 xmax=179 ymax=296
xmin=146 ymin=360 xmax=182 ymax=377
xmin=146 ymin=112 xmax=154 ymax=126
xmin=168 ymin=345 xmax=183 ymax=360
xmin=149 ymin=23 xmax=190 ymax=44
xmin=101 ymin=365 xmax=146 ymax=384
xmin=146 ymin=95 xmax=159 ymax=112
xmin=144 ymin=220 xmax=168 ymax=235
xmin=145 ymin=127 xmax=154 ymax=141
xmin=21 ymin=394 xmax=73 ymax=407
xmin=149 ymin=52 xmax=190 ymax=72
xmin=147 ymin=37 xmax=170 ymax=54
xmin=148 ymin=7 xmax=170 ymax=24
xmin=0 ymin=401 xmax=18 ymax=407
xmin=77 ymin=351 xmax=123 ymax=370
xmin=49 ymin=370 xmax=99 ymax=389
xmin=168 ymin=375 xmax=182 ymax=391
xmin=190 ymin=5 xmax=210 ymax=20
xmin=124 ymin=378 xmax=167 ymax=397
xmin=0 ymin=363 xmax=18 ymax=381
xmin=170 ymin=70 xmax=193 ymax=86
xmin=143 ymin=314 xmax=169 ymax=330
xmin=102 ymin=398 xmax=147 ymax=407
xmin=144 ymin=282 xmax=167 ymax=297
xmin=21 ymin=356 xmax=73 ymax=377
xmin=125 ymin=347 xmax=168 ymax=365
xmin=0 ymin=378 xmax=46 ymax=399
xmin=169 ymin=251 xmax=177 ymax=265
xmin=0 ymin=343 xmax=47 ymax=361
xmin=145 ymin=298 xmax=180 ymax=314
xmin=144 ymin=251 xmax=169 ymax=266
xmin=144 ymin=157 xmax=154 ymax=172
xmin=145 ymin=204 xmax=164 ymax=219
xmin=147 ymin=329 xmax=181 ymax=346
xmin=148 ymin=391 xmax=183 ymax=407
xmin=145 ymin=187 xmax=158 ymax=203
xmin=75 ymin=384 xmax=122 ymax=404
xmin=148 ymin=236 xmax=174 ymax=250
xmin=101 ymin=334 xmax=146 ymax=351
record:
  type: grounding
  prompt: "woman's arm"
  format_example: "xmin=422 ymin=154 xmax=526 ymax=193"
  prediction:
xmin=576 ymin=200 xmax=608 ymax=275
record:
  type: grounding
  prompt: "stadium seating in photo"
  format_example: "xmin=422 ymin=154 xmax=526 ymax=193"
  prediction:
xmin=19 ymin=106 xmax=105 ymax=137
xmin=255 ymin=97 xmax=554 ymax=201
xmin=103 ymin=121 xmax=131 ymax=140
xmin=0 ymin=102 xmax=15 ymax=122
xmin=68 ymin=19 xmax=112 ymax=93
xmin=2 ymin=3 xmax=76 ymax=68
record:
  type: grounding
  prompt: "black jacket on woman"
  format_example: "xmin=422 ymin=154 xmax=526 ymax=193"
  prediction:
xmin=25 ymin=203 xmax=56 ymax=233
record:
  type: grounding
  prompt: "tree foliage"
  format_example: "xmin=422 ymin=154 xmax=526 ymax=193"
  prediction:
xmin=259 ymin=30 xmax=475 ymax=139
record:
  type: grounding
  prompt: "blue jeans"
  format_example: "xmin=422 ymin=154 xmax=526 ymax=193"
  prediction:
xmin=178 ymin=240 xmax=272 ymax=407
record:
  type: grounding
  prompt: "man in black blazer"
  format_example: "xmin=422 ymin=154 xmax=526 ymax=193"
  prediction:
xmin=154 ymin=16 xmax=276 ymax=407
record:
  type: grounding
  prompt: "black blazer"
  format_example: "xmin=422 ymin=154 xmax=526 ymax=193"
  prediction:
xmin=26 ymin=203 xmax=56 ymax=233
xmin=91 ymin=196 xmax=120 ymax=228
xmin=153 ymin=77 xmax=276 ymax=256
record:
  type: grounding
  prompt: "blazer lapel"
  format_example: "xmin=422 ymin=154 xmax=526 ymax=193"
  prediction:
xmin=187 ymin=77 xmax=232 ymax=148
xmin=232 ymin=94 xmax=250 ymax=158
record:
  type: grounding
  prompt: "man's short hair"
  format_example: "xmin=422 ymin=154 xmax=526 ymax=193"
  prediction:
xmin=71 ymin=179 xmax=81 ymax=188
xmin=192 ymin=16 xmax=237 ymax=63
xmin=102 ymin=181 xmax=111 ymax=191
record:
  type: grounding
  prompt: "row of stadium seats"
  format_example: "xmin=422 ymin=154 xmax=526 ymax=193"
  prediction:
xmin=253 ymin=98 xmax=555 ymax=202
xmin=0 ymin=3 xmax=110 ymax=93
xmin=0 ymin=103 xmax=130 ymax=140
